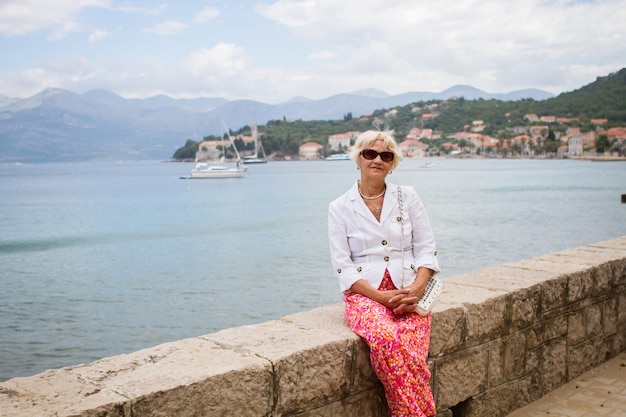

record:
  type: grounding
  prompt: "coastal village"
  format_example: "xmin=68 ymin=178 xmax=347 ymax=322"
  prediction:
xmin=299 ymin=106 xmax=626 ymax=160
xmin=194 ymin=105 xmax=626 ymax=162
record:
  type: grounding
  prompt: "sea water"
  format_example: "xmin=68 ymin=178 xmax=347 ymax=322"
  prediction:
xmin=1 ymin=158 xmax=625 ymax=381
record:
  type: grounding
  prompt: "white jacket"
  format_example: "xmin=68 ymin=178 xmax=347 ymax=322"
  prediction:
xmin=328 ymin=180 xmax=439 ymax=293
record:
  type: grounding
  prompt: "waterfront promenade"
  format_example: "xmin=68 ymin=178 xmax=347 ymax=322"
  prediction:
xmin=506 ymin=351 xmax=626 ymax=417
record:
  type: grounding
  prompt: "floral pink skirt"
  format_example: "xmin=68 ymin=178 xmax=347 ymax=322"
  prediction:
xmin=343 ymin=269 xmax=436 ymax=417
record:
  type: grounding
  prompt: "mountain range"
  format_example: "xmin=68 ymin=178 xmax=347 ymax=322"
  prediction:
xmin=0 ymin=85 xmax=554 ymax=162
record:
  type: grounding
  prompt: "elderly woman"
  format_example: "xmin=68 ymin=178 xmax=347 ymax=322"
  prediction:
xmin=327 ymin=129 xmax=440 ymax=417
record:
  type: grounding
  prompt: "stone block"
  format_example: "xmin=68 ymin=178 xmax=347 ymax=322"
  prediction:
xmin=430 ymin=278 xmax=509 ymax=348
xmin=432 ymin=347 xmax=488 ymax=410
xmin=568 ymin=338 xmax=599 ymax=380
xmin=541 ymin=338 xmax=567 ymax=393
xmin=326 ymin=388 xmax=387 ymax=417
xmin=429 ymin=302 xmax=466 ymax=356
xmin=461 ymin=372 xmax=541 ymax=417
xmin=540 ymin=275 xmax=569 ymax=313
xmin=204 ymin=318 xmax=352 ymax=416
xmin=445 ymin=266 xmax=550 ymax=294
xmin=556 ymin=245 xmax=625 ymax=265
xmin=567 ymin=310 xmax=585 ymax=345
xmin=544 ymin=314 xmax=567 ymax=341
xmin=280 ymin=304 xmax=380 ymax=393
xmin=1 ymin=337 xmax=272 ymax=417
xmin=525 ymin=323 xmax=542 ymax=349
xmin=463 ymin=291 xmax=509 ymax=347
xmin=78 ymin=337 xmax=271 ymax=417
xmin=619 ymin=289 xmax=626 ymax=325
xmin=509 ymin=284 xmax=542 ymax=330
xmin=0 ymin=369 xmax=129 ymax=417
xmin=488 ymin=332 xmax=526 ymax=386
xmin=566 ymin=268 xmax=595 ymax=303
xmin=585 ymin=303 xmax=603 ymax=338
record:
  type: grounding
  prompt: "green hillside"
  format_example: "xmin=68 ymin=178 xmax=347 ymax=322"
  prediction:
xmin=173 ymin=68 xmax=626 ymax=159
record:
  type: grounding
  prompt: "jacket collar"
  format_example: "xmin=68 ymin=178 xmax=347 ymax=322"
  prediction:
xmin=348 ymin=180 xmax=398 ymax=225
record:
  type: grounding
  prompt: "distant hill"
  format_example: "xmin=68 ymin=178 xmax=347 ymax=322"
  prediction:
xmin=534 ymin=68 xmax=626 ymax=122
xmin=0 ymin=83 xmax=555 ymax=162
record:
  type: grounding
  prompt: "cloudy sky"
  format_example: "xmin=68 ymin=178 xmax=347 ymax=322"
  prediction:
xmin=1 ymin=0 xmax=625 ymax=103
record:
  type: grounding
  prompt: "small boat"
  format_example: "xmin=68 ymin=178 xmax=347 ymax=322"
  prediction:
xmin=186 ymin=120 xmax=247 ymax=179
xmin=325 ymin=153 xmax=350 ymax=161
xmin=419 ymin=162 xmax=435 ymax=168
xmin=243 ymin=121 xmax=267 ymax=164
xmin=190 ymin=162 xmax=246 ymax=178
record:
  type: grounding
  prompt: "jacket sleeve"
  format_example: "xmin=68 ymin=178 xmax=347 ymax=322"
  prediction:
xmin=328 ymin=199 xmax=362 ymax=292
xmin=405 ymin=186 xmax=440 ymax=274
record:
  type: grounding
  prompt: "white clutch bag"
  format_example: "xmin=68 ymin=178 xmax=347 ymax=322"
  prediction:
xmin=416 ymin=276 xmax=443 ymax=316
xmin=397 ymin=186 xmax=443 ymax=316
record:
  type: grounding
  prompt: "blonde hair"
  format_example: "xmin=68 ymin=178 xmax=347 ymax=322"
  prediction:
xmin=350 ymin=129 xmax=402 ymax=170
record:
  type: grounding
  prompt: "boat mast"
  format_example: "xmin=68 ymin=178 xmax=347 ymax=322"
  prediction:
xmin=220 ymin=119 xmax=243 ymax=161
xmin=252 ymin=121 xmax=259 ymax=159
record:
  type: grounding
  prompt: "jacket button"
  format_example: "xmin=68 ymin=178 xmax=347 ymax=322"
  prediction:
xmin=384 ymin=256 xmax=390 ymax=262
xmin=434 ymin=250 xmax=438 ymax=256
xmin=357 ymin=266 xmax=362 ymax=272
xmin=397 ymin=216 xmax=402 ymax=222
xmin=411 ymin=264 xmax=415 ymax=270
xmin=381 ymin=240 xmax=387 ymax=246
xmin=337 ymin=268 xmax=342 ymax=273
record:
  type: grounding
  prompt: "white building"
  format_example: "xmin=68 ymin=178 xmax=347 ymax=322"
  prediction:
xmin=299 ymin=142 xmax=323 ymax=160
xmin=568 ymin=135 xmax=583 ymax=157
xmin=328 ymin=132 xmax=358 ymax=151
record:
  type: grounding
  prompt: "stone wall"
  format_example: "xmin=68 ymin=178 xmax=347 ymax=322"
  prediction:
xmin=1 ymin=237 xmax=625 ymax=417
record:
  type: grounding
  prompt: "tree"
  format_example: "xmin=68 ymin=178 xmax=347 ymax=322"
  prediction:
xmin=172 ymin=139 xmax=199 ymax=160
xmin=595 ymin=134 xmax=610 ymax=153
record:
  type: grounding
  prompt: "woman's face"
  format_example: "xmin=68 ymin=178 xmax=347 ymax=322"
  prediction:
xmin=358 ymin=140 xmax=392 ymax=181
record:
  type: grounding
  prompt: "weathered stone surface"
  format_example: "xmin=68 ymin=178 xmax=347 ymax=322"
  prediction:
xmin=281 ymin=305 xmax=380 ymax=393
xmin=603 ymin=297 xmax=618 ymax=336
xmin=495 ymin=331 xmax=527 ymax=383
xmin=541 ymin=338 xmax=567 ymax=393
xmin=0 ymin=370 xmax=129 ymax=417
xmin=77 ymin=337 xmax=271 ymax=417
xmin=567 ymin=309 xmax=586 ymax=345
xmin=463 ymin=373 xmax=541 ymax=417
xmin=462 ymin=290 xmax=509 ymax=347
xmin=568 ymin=338 xmax=600 ymax=380
xmin=445 ymin=266 xmax=550 ymax=293
xmin=204 ymin=318 xmax=352 ymax=415
xmin=429 ymin=301 xmax=466 ymax=356
xmin=540 ymin=275 xmax=569 ymax=313
xmin=509 ymin=284 xmax=542 ymax=329
xmin=434 ymin=347 xmax=488 ymax=410
xmin=543 ymin=314 xmax=567 ymax=342
xmin=585 ymin=303 xmax=603 ymax=338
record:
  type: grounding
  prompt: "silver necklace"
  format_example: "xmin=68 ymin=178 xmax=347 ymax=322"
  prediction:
xmin=358 ymin=184 xmax=386 ymax=200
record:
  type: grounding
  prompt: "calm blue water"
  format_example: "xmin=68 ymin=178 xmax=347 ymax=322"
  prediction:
xmin=1 ymin=158 xmax=625 ymax=381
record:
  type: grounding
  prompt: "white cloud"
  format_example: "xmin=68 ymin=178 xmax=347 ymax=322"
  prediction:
xmin=0 ymin=0 xmax=107 ymax=37
xmin=1 ymin=0 xmax=625 ymax=103
xmin=182 ymin=43 xmax=249 ymax=80
xmin=193 ymin=7 xmax=220 ymax=24
xmin=145 ymin=19 xmax=188 ymax=35
xmin=308 ymin=50 xmax=336 ymax=60
xmin=88 ymin=29 xmax=113 ymax=43
xmin=257 ymin=0 xmax=626 ymax=95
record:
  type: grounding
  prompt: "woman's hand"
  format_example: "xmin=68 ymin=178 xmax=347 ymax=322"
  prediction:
xmin=385 ymin=290 xmax=419 ymax=315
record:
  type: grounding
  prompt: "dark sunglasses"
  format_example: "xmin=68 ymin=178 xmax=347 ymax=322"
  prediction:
xmin=360 ymin=148 xmax=394 ymax=162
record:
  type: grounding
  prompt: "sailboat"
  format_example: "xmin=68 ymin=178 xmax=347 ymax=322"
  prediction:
xmin=243 ymin=121 xmax=267 ymax=164
xmin=189 ymin=120 xmax=247 ymax=179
